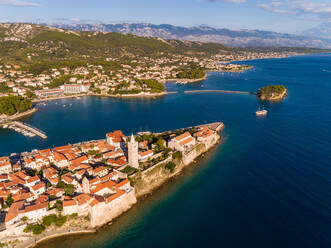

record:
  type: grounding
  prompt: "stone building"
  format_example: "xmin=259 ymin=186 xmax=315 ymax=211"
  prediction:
xmin=128 ymin=134 xmax=139 ymax=168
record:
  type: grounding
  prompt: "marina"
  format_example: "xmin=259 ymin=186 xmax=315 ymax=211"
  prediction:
xmin=1 ymin=121 xmax=47 ymax=139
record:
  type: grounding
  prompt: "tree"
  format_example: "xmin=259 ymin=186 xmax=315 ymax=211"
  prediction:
xmin=172 ymin=151 xmax=182 ymax=160
xmin=42 ymin=214 xmax=57 ymax=226
xmin=165 ymin=161 xmax=176 ymax=173
xmin=6 ymin=195 xmax=14 ymax=208
xmin=153 ymin=139 xmax=165 ymax=153
xmin=55 ymin=200 xmax=63 ymax=211
xmin=64 ymin=184 xmax=75 ymax=196
xmin=177 ymin=67 xmax=206 ymax=79
xmin=0 ymin=95 xmax=33 ymax=116
xmin=55 ymin=215 xmax=67 ymax=227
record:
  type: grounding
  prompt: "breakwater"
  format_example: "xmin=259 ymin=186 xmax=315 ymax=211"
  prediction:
xmin=184 ymin=90 xmax=255 ymax=94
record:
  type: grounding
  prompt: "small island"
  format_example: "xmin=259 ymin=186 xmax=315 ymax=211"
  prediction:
xmin=257 ymin=85 xmax=287 ymax=101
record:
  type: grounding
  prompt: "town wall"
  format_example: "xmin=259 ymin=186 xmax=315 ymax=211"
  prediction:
xmin=89 ymin=190 xmax=137 ymax=228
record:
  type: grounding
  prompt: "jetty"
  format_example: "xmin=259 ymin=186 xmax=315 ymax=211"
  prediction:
xmin=1 ymin=121 xmax=47 ymax=139
xmin=184 ymin=90 xmax=255 ymax=94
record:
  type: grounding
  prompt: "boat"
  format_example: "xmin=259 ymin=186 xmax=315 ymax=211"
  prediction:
xmin=256 ymin=107 xmax=268 ymax=116
xmin=63 ymin=105 xmax=67 ymax=108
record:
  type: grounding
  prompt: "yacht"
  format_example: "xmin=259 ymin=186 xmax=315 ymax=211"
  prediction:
xmin=256 ymin=108 xmax=268 ymax=116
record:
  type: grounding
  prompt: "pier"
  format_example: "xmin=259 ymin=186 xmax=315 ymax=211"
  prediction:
xmin=13 ymin=121 xmax=47 ymax=139
xmin=184 ymin=90 xmax=255 ymax=95
xmin=1 ymin=121 xmax=47 ymax=139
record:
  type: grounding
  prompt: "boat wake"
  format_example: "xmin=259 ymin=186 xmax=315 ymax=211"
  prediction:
xmin=322 ymin=69 xmax=331 ymax=73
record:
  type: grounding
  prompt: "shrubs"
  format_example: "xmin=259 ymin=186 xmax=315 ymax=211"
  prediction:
xmin=172 ymin=151 xmax=182 ymax=160
xmin=25 ymin=214 xmax=68 ymax=235
xmin=24 ymin=224 xmax=45 ymax=235
xmin=165 ymin=161 xmax=176 ymax=173
xmin=42 ymin=214 xmax=57 ymax=226
xmin=55 ymin=215 xmax=67 ymax=227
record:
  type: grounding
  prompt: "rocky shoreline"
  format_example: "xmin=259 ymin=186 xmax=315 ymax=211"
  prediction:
xmin=1 ymin=123 xmax=224 ymax=248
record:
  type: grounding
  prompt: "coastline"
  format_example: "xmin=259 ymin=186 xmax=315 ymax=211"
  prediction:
xmin=258 ymin=88 xmax=287 ymax=101
xmin=17 ymin=229 xmax=96 ymax=248
xmin=3 ymin=108 xmax=39 ymax=121
xmin=163 ymin=74 xmax=207 ymax=83
xmin=5 ymin=123 xmax=224 ymax=248
xmin=32 ymin=94 xmax=87 ymax=103
xmin=89 ymin=91 xmax=177 ymax=98
xmin=134 ymin=134 xmax=222 ymax=199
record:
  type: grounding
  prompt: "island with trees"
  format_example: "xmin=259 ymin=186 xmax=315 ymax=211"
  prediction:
xmin=257 ymin=85 xmax=287 ymax=101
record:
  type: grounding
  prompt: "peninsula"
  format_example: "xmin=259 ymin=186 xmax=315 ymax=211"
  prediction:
xmin=257 ymin=85 xmax=287 ymax=101
xmin=0 ymin=122 xmax=224 ymax=248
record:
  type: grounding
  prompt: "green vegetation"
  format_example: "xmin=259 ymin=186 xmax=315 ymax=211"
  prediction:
xmin=172 ymin=151 xmax=183 ymax=160
xmin=25 ymin=214 xmax=67 ymax=235
xmin=2 ymin=195 xmax=14 ymax=209
xmin=21 ymin=216 xmax=28 ymax=222
xmin=257 ymin=85 xmax=287 ymax=100
xmin=0 ymin=95 xmax=33 ymax=116
xmin=121 ymin=165 xmax=139 ymax=175
xmin=177 ymin=67 xmax=206 ymax=79
xmin=55 ymin=215 xmax=67 ymax=227
xmin=0 ymin=83 xmax=10 ymax=93
xmin=153 ymin=138 xmax=166 ymax=153
xmin=165 ymin=161 xmax=176 ymax=173
xmin=0 ymin=24 xmax=234 ymax=65
xmin=135 ymin=79 xmax=165 ymax=93
xmin=64 ymin=184 xmax=75 ymax=196
xmin=49 ymin=75 xmax=71 ymax=89
xmin=24 ymin=224 xmax=45 ymax=235
xmin=42 ymin=214 xmax=58 ymax=226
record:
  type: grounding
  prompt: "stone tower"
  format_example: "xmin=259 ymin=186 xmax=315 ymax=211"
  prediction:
xmin=128 ymin=134 xmax=139 ymax=168
xmin=82 ymin=177 xmax=90 ymax=194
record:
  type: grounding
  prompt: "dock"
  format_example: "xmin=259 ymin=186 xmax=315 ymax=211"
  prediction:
xmin=195 ymin=122 xmax=224 ymax=132
xmin=1 ymin=121 xmax=47 ymax=139
xmin=184 ymin=90 xmax=255 ymax=94
xmin=13 ymin=121 xmax=47 ymax=139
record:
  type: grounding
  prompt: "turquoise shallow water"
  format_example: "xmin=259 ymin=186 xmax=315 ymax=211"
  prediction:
xmin=1 ymin=54 xmax=330 ymax=247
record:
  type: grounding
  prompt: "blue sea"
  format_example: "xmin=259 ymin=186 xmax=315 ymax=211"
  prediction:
xmin=1 ymin=54 xmax=330 ymax=248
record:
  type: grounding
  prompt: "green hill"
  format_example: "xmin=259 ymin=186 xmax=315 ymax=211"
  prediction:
xmin=0 ymin=23 xmax=232 ymax=65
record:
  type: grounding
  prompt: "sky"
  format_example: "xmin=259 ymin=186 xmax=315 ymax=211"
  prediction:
xmin=0 ymin=0 xmax=330 ymax=34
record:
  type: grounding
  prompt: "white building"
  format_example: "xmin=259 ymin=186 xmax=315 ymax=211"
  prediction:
xmin=60 ymin=84 xmax=90 ymax=94
xmin=168 ymin=132 xmax=196 ymax=152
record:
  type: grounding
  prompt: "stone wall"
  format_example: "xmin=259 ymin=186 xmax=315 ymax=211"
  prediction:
xmin=131 ymin=134 xmax=220 ymax=198
xmin=89 ymin=190 xmax=137 ymax=228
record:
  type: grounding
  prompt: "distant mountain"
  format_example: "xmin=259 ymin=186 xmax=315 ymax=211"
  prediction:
xmin=0 ymin=23 xmax=233 ymax=64
xmin=38 ymin=22 xmax=331 ymax=49
xmin=302 ymin=22 xmax=331 ymax=40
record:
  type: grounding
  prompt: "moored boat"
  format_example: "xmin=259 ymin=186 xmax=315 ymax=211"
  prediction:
xmin=256 ymin=109 xmax=268 ymax=116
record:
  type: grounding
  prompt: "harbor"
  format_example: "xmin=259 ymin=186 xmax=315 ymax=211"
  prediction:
xmin=0 ymin=120 xmax=47 ymax=139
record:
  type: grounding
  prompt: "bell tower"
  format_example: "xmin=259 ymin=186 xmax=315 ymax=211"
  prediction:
xmin=128 ymin=134 xmax=139 ymax=168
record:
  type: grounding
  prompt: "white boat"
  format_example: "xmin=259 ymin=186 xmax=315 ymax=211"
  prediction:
xmin=256 ymin=108 xmax=268 ymax=116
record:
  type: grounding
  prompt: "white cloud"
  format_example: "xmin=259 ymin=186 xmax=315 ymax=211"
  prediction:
xmin=257 ymin=1 xmax=331 ymax=20
xmin=0 ymin=0 xmax=40 ymax=7
xmin=203 ymin=0 xmax=247 ymax=4
xmin=257 ymin=1 xmax=294 ymax=14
